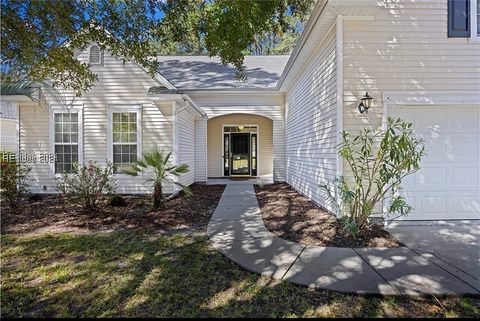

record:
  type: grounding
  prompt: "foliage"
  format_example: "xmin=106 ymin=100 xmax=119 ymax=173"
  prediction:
xmin=56 ymin=161 xmax=116 ymax=210
xmin=123 ymin=150 xmax=191 ymax=209
xmin=321 ymin=117 xmax=425 ymax=236
xmin=247 ymin=15 xmax=307 ymax=55
xmin=1 ymin=0 xmax=313 ymax=93
xmin=107 ymin=194 xmax=127 ymax=207
xmin=0 ymin=152 xmax=31 ymax=209
xmin=1 ymin=69 xmax=70 ymax=108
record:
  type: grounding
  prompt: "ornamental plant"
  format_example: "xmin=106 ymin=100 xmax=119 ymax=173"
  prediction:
xmin=56 ymin=161 xmax=116 ymax=210
xmin=321 ymin=117 xmax=425 ymax=237
xmin=0 ymin=152 xmax=31 ymax=209
xmin=123 ymin=150 xmax=191 ymax=209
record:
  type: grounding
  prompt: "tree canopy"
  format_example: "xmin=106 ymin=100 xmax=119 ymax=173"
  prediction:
xmin=1 ymin=0 xmax=313 ymax=96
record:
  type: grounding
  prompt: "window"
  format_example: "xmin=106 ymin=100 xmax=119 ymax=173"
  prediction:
xmin=109 ymin=106 xmax=141 ymax=174
xmin=448 ymin=0 xmax=480 ymax=39
xmin=89 ymin=45 xmax=102 ymax=65
xmin=53 ymin=112 xmax=80 ymax=173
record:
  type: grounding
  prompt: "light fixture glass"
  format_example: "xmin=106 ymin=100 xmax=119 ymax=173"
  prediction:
xmin=358 ymin=92 xmax=373 ymax=114
xmin=238 ymin=125 xmax=244 ymax=131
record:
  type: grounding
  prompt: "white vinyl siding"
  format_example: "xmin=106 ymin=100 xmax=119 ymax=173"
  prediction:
xmin=19 ymin=50 xmax=175 ymax=194
xmin=78 ymin=51 xmax=171 ymax=194
xmin=0 ymin=101 xmax=18 ymax=152
xmin=19 ymin=103 xmax=52 ymax=192
xmin=177 ymin=109 xmax=196 ymax=186
xmin=342 ymin=0 xmax=480 ymax=135
xmin=341 ymin=0 xmax=480 ymax=219
xmin=284 ymin=27 xmax=337 ymax=212
xmin=0 ymin=119 xmax=18 ymax=152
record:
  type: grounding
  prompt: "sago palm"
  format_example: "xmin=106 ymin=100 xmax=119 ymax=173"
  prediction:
xmin=123 ymin=150 xmax=191 ymax=209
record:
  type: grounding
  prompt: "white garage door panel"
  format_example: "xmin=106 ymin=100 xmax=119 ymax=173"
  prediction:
xmin=389 ymin=105 xmax=480 ymax=220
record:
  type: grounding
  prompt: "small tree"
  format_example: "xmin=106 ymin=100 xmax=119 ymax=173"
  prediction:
xmin=56 ymin=161 xmax=117 ymax=210
xmin=321 ymin=117 xmax=425 ymax=236
xmin=123 ymin=150 xmax=192 ymax=209
xmin=0 ymin=153 xmax=31 ymax=209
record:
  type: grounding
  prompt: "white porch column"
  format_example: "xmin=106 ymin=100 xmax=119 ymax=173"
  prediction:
xmin=272 ymin=118 xmax=285 ymax=182
xmin=194 ymin=117 xmax=208 ymax=182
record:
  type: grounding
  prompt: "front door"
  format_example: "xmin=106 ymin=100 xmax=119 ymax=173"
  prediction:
xmin=230 ymin=133 xmax=250 ymax=175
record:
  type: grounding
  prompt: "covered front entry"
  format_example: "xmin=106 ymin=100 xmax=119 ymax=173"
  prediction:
xmin=223 ymin=126 xmax=258 ymax=176
xmin=207 ymin=113 xmax=273 ymax=178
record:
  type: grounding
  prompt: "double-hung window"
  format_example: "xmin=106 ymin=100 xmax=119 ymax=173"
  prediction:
xmin=109 ymin=106 xmax=141 ymax=174
xmin=51 ymin=108 xmax=82 ymax=174
xmin=448 ymin=0 xmax=480 ymax=40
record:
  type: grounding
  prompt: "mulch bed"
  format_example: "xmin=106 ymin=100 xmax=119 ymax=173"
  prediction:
xmin=1 ymin=184 xmax=225 ymax=235
xmin=254 ymin=183 xmax=402 ymax=248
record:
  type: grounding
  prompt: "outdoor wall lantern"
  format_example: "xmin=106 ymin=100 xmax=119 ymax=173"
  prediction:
xmin=358 ymin=92 xmax=373 ymax=114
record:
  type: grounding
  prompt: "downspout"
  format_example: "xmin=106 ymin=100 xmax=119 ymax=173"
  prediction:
xmin=171 ymin=101 xmax=181 ymax=194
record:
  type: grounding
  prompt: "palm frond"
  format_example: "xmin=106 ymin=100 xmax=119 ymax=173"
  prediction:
xmin=174 ymin=181 xmax=193 ymax=196
xmin=1 ymin=71 xmax=71 ymax=108
xmin=171 ymin=164 xmax=190 ymax=175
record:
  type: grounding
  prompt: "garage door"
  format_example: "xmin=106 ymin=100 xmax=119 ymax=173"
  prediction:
xmin=389 ymin=105 xmax=480 ymax=220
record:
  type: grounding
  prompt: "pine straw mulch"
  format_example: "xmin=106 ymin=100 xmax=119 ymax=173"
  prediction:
xmin=254 ymin=183 xmax=402 ymax=248
xmin=1 ymin=184 xmax=225 ymax=235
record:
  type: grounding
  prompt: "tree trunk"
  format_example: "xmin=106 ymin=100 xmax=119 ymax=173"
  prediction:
xmin=153 ymin=182 xmax=163 ymax=209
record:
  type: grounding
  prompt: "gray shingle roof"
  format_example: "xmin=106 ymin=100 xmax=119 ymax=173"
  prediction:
xmin=155 ymin=55 xmax=289 ymax=90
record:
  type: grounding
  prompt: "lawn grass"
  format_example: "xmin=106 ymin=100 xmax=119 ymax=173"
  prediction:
xmin=1 ymin=231 xmax=479 ymax=318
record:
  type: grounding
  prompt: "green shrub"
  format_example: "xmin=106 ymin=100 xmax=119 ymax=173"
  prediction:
xmin=0 ymin=152 xmax=31 ymax=209
xmin=132 ymin=198 xmax=149 ymax=208
xmin=123 ymin=150 xmax=191 ymax=209
xmin=107 ymin=194 xmax=127 ymax=207
xmin=321 ymin=117 xmax=425 ymax=236
xmin=56 ymin=161 xmax=116 ymax=210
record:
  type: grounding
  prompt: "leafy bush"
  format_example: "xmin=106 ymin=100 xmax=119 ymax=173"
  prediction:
xmin=107 ymin=194 xmax=127 ymax=207
xmin=56 ymin=161 xmax=116 ymax=210
xmin=123 ymin=150 xmax=191 ymax=209
xmin=0 ymin=153 xmax=31 ymax=209
xmin=321 ymin=117 xmax=425 ymax=236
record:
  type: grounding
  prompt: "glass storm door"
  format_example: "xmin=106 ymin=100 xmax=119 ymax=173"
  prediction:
xmin=230 ymin=133 xmax=250 ymax=175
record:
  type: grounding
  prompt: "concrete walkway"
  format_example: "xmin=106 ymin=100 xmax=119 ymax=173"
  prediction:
xmin=207 ymin=184 xmax=480 ymax=296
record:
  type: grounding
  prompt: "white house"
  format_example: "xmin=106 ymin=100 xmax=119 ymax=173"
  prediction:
xmin=2 ymin=0 xmax=479 ymax=221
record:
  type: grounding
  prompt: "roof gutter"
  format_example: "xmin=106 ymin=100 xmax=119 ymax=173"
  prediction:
xmin=182 ymin=94 xmax=207 ymax=118
xmin=276 ymin=0 xmax=329 ymax=90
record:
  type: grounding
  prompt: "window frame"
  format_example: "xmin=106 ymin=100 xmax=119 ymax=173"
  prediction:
xmin=470 ymin=0 xmax=480 ymax=41
xmin=49 ymin=105 xmax=83 ymax=177
xmin=107 ymin=105 xmax=142 ymax=176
